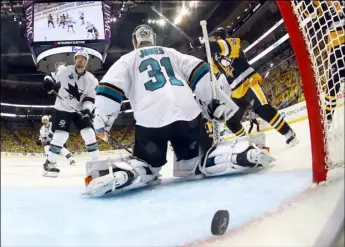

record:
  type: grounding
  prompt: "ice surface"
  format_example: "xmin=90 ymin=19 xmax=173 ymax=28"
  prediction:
xmin=1 ymin=118 xmax=344 ymax=246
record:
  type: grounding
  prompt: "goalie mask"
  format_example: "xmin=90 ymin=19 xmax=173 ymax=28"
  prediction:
xmin=74 ymin=50 xmax=89 ymax=69
xmin=132 ymin=25 xmax=156 ymax=49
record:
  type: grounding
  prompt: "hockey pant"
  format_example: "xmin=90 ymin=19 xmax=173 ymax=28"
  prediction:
xmin=226 ymin=82 xmax=293 ymax=137
xmin=47 ymin=110 xmax=99 ymax=164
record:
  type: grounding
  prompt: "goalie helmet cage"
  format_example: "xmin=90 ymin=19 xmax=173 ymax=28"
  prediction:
xmin=276 ymin=1 xmax=344 ymax=183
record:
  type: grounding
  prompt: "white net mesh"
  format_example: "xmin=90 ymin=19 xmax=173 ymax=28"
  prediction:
xmin=291 ymin=1 xmax=344 ymax=170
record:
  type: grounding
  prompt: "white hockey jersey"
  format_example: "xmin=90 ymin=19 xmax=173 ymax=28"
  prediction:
xmin=39 ymin=123 xmax=53 ymax=143
xmin=95 ymin=46 xmax=213 ymax=128
xmin=51 ymin=65 xmax=98 ymax=113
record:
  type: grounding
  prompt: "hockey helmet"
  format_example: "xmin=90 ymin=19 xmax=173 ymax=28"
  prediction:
xmin=210 ymin=27 xmax=227 ymax=39
xmin=74 ymin=50 xmax=89 ymax=61
xmin=42 ymin=115 xmax=49 ymax=125
xmin=74 ymin=50 xmax=89 ymax=69
xmin=132 ymin=24 xmax=156 ymax=49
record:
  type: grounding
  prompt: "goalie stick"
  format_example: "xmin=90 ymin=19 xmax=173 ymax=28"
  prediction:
xmin=51 ymin=90 xmax=133 ymax=155
xmin=200 ymin=20 xmax=221 ymax=145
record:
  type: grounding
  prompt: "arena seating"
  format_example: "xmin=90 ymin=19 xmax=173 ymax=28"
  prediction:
xmin=0 ymin=124 xmax=135 ymax=153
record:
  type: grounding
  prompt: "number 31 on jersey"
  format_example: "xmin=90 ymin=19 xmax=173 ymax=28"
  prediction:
xmin=139 ymin=57 xmax=184 ymax=91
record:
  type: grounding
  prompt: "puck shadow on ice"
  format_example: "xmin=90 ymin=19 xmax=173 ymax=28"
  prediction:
xmin=211 ymin=210 xmax=229 ymax=236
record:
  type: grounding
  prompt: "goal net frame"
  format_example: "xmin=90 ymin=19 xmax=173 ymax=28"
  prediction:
xmin=276 ymin=1 xmax=339 ymax=183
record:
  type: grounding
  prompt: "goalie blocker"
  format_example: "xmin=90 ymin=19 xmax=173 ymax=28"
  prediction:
xmin=83 ymin=132 xmax=275 ymax=197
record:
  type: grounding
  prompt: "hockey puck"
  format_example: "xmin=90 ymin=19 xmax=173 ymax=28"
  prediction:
xmin=211 ymin=210 xmax=229 ymax=235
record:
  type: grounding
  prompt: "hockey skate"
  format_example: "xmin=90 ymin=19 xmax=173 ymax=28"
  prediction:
xmin=42 ymin=160 xmax=60 ymax=178
xmin=285 ymin=129 xmax=299 ymax=146
xmin=69 ymin=159 xmax=76 ymax=166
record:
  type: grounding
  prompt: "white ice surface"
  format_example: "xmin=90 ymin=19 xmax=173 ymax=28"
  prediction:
xmin=1 ymin=118 xmax=344 ymax=246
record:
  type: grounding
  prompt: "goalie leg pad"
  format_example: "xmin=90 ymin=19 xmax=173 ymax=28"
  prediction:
xmin=173 ymin=155 xmax=201 ymax=178
xmin=84 ymin=155 xmax=161 ymax=197
xmin=201 ymin=137 xmax=275 ymax=176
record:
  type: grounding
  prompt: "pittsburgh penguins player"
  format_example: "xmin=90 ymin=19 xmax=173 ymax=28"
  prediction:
xmin=296 ymin=0 xmax=344 ymax=126
xmin=41 ymin=50 xmax=99 ymax=177
xmin=191 ymin=27 xmax=298 ymax=145
xmin=83 ymin=25 xmax=275 ymax=197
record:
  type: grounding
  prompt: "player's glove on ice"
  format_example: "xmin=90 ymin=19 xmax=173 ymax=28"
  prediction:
xmin=43 ymin=75 xmax=61 ymax=93
xmin=80 ymin=109 xmax=94 ymax=127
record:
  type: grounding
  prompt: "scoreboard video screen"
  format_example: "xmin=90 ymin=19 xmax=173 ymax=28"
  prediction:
xmin=33 ymin=1 xmax=105 ymax=42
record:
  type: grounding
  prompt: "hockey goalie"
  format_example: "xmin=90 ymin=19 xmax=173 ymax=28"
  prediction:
xmin=84 ymin=25 xmax=276 ymax=197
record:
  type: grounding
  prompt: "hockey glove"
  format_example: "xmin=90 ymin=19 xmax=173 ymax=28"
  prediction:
xmin=36 ymin=139 xmax=42 ymax=146
xmin=199 ymin=99 xmax=228 ymax=121
xmin=48 ymin=133 xmax=54 ymax=139
xmin=43 ymin=75 xmax=61 ymax=93
xmin=80 ymin=109 xmax=94 ymax=127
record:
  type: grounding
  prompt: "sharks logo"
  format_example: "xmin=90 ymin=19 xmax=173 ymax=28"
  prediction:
xmin=65 ymin=82 xmax=83 ymax=101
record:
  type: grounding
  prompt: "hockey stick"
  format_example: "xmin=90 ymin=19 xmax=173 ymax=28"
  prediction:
xmin=51 ymin=90 xmax=133 ymax=155
xmin=200 ymin=20 xmax=221 ymax=145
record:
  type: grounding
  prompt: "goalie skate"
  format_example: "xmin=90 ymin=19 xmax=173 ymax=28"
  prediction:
xmin=249 ymin=144 xmax=276 ymax=168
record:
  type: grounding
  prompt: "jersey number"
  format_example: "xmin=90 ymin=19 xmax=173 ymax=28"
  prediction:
xmin=139 ymin=57 xmax=183 ymax=91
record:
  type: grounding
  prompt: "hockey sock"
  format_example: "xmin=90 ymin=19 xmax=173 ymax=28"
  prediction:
xmin=256 ymin=104 xmax=291 ymax=135
xmin=47 ymin=144 xmax=62 ymax=163
xmin=226 ymin=108 xmax=247 ymax=137
xmin=86 ymin=142 xmax=99 ymax=160
xmin=81 ymin=128 xmax=99 ymax=160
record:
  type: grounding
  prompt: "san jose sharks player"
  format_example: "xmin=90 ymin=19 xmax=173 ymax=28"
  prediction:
xmin=41 ymin=50 xmax=99 ymax=177
xmin=83 ymin=25 xmax=275 ymax=197
xmin=37 ymin=115 xmax=75 ymax=166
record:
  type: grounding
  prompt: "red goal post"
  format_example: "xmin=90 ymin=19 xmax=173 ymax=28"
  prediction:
xmin=276 ymin=1 xmax=344 ymax=183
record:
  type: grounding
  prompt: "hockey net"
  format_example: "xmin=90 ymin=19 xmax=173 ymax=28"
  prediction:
xmin=277 ymin=1 xmax=344 ymax=183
